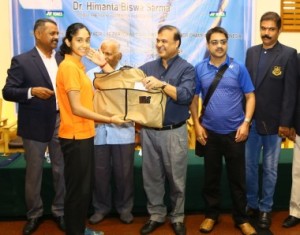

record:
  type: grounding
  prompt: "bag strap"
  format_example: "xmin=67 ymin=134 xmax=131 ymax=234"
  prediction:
xmin=201 ymin=61 xmax=231 ymax=117
xmin=96 ymin=65 xmax=133 ymax=77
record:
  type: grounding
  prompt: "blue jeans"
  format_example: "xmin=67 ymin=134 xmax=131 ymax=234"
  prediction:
xmin=245 ymin=120 xmax=282 ymax=212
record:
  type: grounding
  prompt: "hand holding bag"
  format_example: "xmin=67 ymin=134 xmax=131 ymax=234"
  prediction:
xmin=93 ymin=66 xmax=167 ymax=128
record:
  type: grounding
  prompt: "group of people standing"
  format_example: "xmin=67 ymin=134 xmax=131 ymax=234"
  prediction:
xmin=2 ymin=10 xmax=300 ymax=235
xmin=191 ymin=11 xmax=299 ymax=235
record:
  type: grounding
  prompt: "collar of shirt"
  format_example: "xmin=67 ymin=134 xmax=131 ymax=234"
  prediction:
xmin=36 ymin=46 xmax=56 ymax=59
xmin=208 ymin=55 xmax=231 ymax=69
xmin=159 ymin=54 xmax=179 ymax=67
xmin=261 ymin=41 xmax=279 ymax=52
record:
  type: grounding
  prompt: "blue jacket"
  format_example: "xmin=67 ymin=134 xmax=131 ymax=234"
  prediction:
xmin=246 ymin=42 xmax=298 ymax=135
xmin=2 ymin=47 xmax=63 ymax=142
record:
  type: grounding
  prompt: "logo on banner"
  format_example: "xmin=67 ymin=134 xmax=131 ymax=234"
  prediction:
xmin=46 ymin=11 xmax=64 ymax=17
xmin=209 ymin=11 xmax=226 ymax=17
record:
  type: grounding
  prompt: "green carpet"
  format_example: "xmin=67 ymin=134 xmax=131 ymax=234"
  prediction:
xmin=0 ymin=149 xmax=293 ymax=217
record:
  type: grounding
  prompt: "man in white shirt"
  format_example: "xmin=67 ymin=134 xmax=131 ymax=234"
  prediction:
xmin=2 ymin=18 xmax=65 ymax=235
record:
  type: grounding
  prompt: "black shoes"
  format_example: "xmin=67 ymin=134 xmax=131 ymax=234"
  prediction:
xmin=258 ymin=211 xmax=272 ymax=229
xmin=282 ymin=215 xmax=300 ymax=228
xmin=54 ymin=216 xmax=66 ymax=231
xmin=140 ymin=220 xmax=164 ymax=234
xmin=23 ymin=217 xmax=41 ymax=235
xmin=172 ymin=222 xmax=186 ymax=235
xmin=23 ymin=216 xmax=65 ymax=234
xmin=140 ymin=220 xmax=185 ymax=234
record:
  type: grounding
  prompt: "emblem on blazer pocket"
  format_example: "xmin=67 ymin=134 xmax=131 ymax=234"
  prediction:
xmin=272 ymin=66 xmax=282 ymax=76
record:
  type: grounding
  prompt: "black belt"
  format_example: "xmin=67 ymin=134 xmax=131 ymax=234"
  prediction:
xmin=152 ymin=121 xmax=186 ymax=131
xmin=56 ymin=110 xmax=60 ymax=113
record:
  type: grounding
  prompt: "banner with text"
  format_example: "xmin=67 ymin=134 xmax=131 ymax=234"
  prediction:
xmin=12 ymin=0 xmax=252 ymax=69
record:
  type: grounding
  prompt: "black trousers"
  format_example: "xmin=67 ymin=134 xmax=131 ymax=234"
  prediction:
xmin=60 ymin=137 xmax=94 ymax=235
xmin=203 ymin=130 xmax=248 ymax=225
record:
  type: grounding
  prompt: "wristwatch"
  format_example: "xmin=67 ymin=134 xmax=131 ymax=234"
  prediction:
xmin=161 ymin=81 xmax=167 ymax=90
xmin=244 ymin=118 xmax=251 ymax=123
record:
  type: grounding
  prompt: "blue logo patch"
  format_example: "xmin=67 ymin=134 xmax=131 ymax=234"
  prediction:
xmin=209 ymin=11 xmax=226 ymax=17
xmin=46 ymin=11 xmax=64 ymax=17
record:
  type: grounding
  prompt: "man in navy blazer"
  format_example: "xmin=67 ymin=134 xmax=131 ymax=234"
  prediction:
xmin=2 ymin=18 xmax=65 ymax=235
xmin=245 ymin=12 xmax=298 ymax=230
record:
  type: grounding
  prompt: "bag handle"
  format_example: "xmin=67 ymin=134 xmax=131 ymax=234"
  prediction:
xmin=96 ymin=65 xmax=133 ymax=77
xmin=94 ymin=66 xmax=147 ymax=80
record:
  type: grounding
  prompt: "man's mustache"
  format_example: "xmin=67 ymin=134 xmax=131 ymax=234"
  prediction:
xmin=262 ymin=35 xmax=272 ymax=39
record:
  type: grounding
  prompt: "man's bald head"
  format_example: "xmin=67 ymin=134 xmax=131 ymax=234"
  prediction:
xmin=100 ymin=39 xmax=122 ymax=69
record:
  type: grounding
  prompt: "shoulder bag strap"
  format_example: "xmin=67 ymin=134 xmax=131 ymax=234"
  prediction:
xmin=200 ymin=63 xmax=230 ymax=117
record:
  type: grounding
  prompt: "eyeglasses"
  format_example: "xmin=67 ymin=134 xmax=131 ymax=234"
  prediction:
xmin=209 ymin=39 xmax=227 ymax=46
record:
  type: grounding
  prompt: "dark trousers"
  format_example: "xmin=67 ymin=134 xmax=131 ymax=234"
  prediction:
xmin=203 ymin=130 xmax=248 ymax=225
xmin=93 ymin=144 xmax=135 ymax=216
xmin=22 ymin=113 xmax=65 ymax=219
xmin=60 ymin=137 xmax=94 ymax=235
